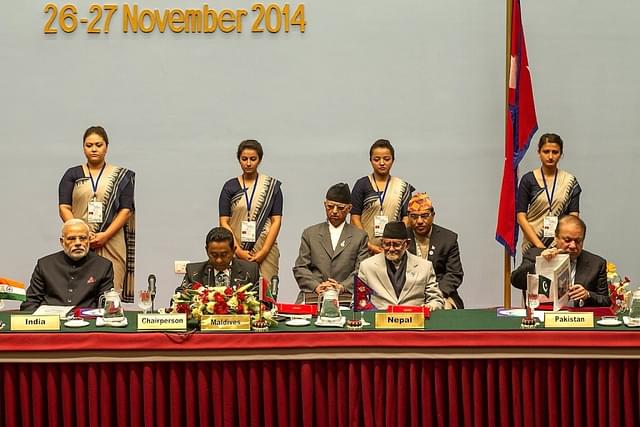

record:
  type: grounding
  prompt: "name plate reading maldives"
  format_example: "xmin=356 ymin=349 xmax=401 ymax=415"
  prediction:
xmin=375 ymin=312 xmax=424 ymax=329
xmin=137 ymin=313 xmax=187 ymax=331
xmin=200 ymin=315 xmax=251 ymax=331
xmin=544 ymin=312 xmax=594 ymax=328
xmin=11 ymin=315 xmax=61 ymax=331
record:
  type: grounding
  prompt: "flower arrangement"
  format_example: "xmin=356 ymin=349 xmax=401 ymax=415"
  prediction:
xmin=169 ymin=282 xmax=277 ymax=326
xmin=607 ymin=262 xmax=632 ymax=314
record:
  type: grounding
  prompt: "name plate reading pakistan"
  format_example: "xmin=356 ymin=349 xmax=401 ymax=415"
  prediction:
xmin=544 ymin=312 xmax=594 ymax=328
xmin=137 ymin=313 xmax=187 ymax=331
xmin=11 ymin=315 xmax=60 ymax=331
xmin=375 ymin=312 xmax=424 ymax=329
xmin=201 ymin=315 xmax=251 ymax=331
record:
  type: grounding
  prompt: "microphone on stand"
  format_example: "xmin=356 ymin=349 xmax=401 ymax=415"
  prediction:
xmin=206 ymin=265 xmax=214 ymax=287
xmin=147 ymin=274 xmax=156 ymax=311
xmin=270 ymin=275 xmax=279 ymax=301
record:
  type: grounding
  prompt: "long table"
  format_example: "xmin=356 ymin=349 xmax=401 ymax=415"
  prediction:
xmin=1 ymin=309 xmax=639 ymax=427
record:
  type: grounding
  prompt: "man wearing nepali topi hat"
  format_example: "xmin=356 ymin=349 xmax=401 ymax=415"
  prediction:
xmin=293 ymin=183 xmax=369 ymax=302
xmin=406 ymin=193 xmax=464 ymax=309
xmin=356 ymin=221 xmax=444 ymax=310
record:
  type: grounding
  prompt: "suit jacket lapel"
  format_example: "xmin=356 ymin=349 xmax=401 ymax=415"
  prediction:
xmin=332 ymin=225 xmax=352 ymax=259
xmin=374 ymin=256 xmax=397 ymax=303
xmin=318 ymin=224 xmax=334 ymax=257
xmin=574 ymin=253 xmax=590 ymax=285
xmin=398 ymin=256 xmax=420 ymax=301
xmin=426 ymin=226 xmax=438 ymax=262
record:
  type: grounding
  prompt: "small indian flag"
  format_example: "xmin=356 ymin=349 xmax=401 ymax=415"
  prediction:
xmin=0 ymin=277 xmax=26 ymax=302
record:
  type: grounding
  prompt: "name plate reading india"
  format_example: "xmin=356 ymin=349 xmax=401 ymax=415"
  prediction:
xmin=201 ymin=315 xmax=251 ymax=331
xmin=137 ymin=313 xmax=187 ymax=331
xmin=544 ymin=312 xmax=594 ymax=328
xmin=11 ymin=315 xmax=61 ymax=331
xmin=375 ymin=312 xmax=424 ymax=329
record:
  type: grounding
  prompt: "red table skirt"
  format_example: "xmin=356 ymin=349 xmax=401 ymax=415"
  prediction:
xmin=2 ymin=359 xmax=638 ymax=427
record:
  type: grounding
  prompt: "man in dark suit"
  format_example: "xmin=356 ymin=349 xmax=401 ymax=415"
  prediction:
xmin=175 ymin=227 xmax=260 ymax=297
xmin=406 ymin=193 xmax=464 ymax=309
xmin=293 ymin=183 xmax=369 ymax=302
xmin=511 ymin=215 xmax=610 ymax=307
xmin=22 ymin=219 xmax=114 ymax=311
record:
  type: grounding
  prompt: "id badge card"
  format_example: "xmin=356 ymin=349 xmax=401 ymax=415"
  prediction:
xmin=87 ymin=200 xmax=103 ymax=224
xmin=241 ymin=220 xmax=257 ymax=243
xmin=543 ymin=215 xmax=558 ymax=238
xmin=373 ymin=215 xmax=389 ymax=237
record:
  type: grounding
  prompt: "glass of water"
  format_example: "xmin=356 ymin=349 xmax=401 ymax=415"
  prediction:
xmin=526 ymin=273 xmax=540 ymax=310
xmin=628 ymin=290 xmax=640 ymax=325
xmin=138 ymin=290 xmax=152 ymax=314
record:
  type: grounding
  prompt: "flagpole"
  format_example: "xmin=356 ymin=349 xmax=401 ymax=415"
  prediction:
xmin=503 ymin=0 xmax=514 ymax=309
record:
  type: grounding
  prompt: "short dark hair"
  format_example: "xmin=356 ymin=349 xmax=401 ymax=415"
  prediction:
xmin=369 ymin=139 xmax=395 ymax=160
xmin=555 ymin=215 xmax=586 ymax=238
xmin=83 ymin=126 xmax=109 ymax=145
xmin=237 ymin=139 xmax=264 ymax=160
xmin=537 ymin=133 xmax=563 ymax=153
xmin=205 ymin=227 xmax=235 ymax=249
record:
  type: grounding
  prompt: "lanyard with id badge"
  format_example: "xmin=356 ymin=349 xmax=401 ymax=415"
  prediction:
xmin=541 ymin=168 xmax=558 ymax=238
xmin=241 ymin=175 xmax=258 ymax=243
xmin=372 ymin=175 xmax=391 ymax=237
xmin=87 ymin=163 xmax=106 ymax=224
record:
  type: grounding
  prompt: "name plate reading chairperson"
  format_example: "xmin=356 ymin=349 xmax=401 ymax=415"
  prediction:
xmin=11 ymin=315 xmax=60 ymax=331
xmin=201 ymin=315 xmax=251 ymax=331
xmin=137 ymin=313 xmax=187 ymax=331
xmin=375 ymin=312 xmax=424 ymax=329
xmin=544 ymin=312 xmax=594 ymax=328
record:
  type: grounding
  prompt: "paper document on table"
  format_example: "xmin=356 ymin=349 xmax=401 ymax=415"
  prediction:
xmin=33 ymin=305 xmax=74 ymax=318
xmin=535 ymin=254 xmax=571 ymax=311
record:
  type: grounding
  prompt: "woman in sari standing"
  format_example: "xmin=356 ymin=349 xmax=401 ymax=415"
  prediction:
xmin=219 ymin=140 xmax=283 ymax=281
xmin=517 ymin=133 xmax=581 ymax=253
xmin=58 ymin=126 xmax=136 ymax=302
xmin=351 ymin=139 xmax=414 ymax=255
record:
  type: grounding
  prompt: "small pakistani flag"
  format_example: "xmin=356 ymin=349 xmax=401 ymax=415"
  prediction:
xmin=538 ymin=275 xmax=551 ymax=297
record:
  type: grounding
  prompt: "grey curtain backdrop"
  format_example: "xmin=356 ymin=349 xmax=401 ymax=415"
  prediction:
xmin=1 ymin=1 xmax=637 ymax=309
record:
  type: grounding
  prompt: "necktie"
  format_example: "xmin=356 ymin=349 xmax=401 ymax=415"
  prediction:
xmin=215 ymin=271 xmax=229 ymax=287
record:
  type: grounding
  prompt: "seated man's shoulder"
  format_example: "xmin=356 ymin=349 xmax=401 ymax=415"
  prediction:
xmin=359 ymin=252 xmax=383 ymax=269
xmin=302 ymin=222 xmax=328 ymax=235
xmin=580 ymin=250 xmax=606 ymax=266
xmin=234 ymin=258 xmax=259 ymax=271
xmin=86 ymin=251 xmax=113 ymax=266
xmin=186 ymin=260 xmax=208 ymax=273
xmin=432 ymin=224 xmax=458 ymax=240
xmin=346 ymin=223 xmax=368 ymax=239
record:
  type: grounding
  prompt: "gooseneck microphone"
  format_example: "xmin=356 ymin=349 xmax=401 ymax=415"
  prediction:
xmin=270 ymin=275 xmax=279 ymax=301
xmin=147 ymin=274 xmax=157 ymax=311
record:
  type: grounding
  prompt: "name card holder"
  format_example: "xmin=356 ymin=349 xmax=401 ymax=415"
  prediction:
xmin=375 ymin=312 xmax=424 ymax=329
xmin=544 ymin=312 xmax=594 ymax=328
xmin=11 ymin=315 xmax=61 ymax=331
xmin=201 ymin=315 xmax=252 ymax=331
xmin=137 ymin=313 xmax=187 ymax=331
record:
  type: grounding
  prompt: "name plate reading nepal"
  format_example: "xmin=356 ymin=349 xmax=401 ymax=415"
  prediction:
xmin=11 ymin=315 xmax=60 ymax=331
xmin=200 ymin=315 xmax=251 ymax=331
xmin=544 ymin=312 xmax=594 ymax=328
xmin=375 ymin=312 xmax=424 ymax=329
xmin=137 ymin=313 xmax=187 ymax=331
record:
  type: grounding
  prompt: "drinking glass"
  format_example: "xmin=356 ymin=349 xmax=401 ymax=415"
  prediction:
xmin=526 ymin=273 xmax=540 ymax=310
xmin=138 ymin=290 xmax=152 ymax=314
xmin=628 ymin=290 xmax=640 ymax=325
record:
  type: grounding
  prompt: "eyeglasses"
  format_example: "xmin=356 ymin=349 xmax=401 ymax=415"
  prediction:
xmin=324 ymin=202 xmax=349 ymax=212
xmin=408 ymin=211 xmax=434 ymax=221
xmin=381 ymin=240 xmax=406 ymax=249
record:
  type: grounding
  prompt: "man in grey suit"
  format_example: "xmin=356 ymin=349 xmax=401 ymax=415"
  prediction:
xmin=293 ymin=183 xmax=369 ymax=302
xmin=406 ymin=193 xmax=464 ymax=309
xmin=357 ymin=222 xmax=445 ymax=310
xmin=511 ymin=215 xmax=610 ymax=307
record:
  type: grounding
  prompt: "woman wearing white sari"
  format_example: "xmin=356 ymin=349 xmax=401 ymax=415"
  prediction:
xmin=351 ymin=140 xmax=414 ymax=255
xmin=517 ymin=133 xmax=581 ymax=253
xmin=219 ymin=140 xmax=283 ymax=281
